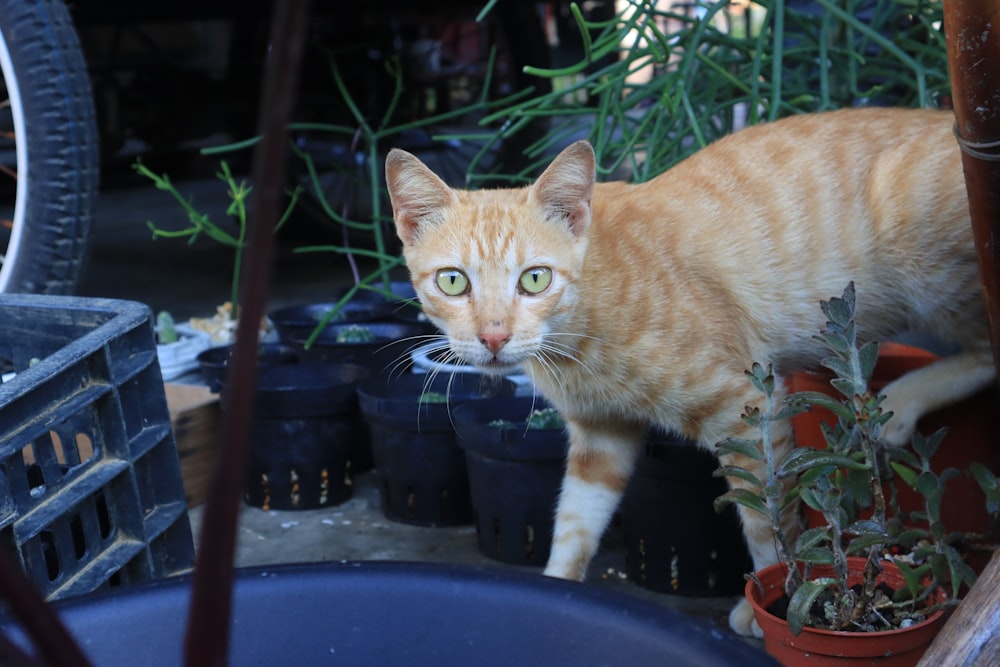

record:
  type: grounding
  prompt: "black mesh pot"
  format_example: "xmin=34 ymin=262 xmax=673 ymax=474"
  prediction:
xmin=269 ymin=299 xmax=395 ymax=341
xmin=621 ymin=429 xmax=752 ymax=596
xmin=288 ymin=322 xmax=425 ymax=375
xmin=226 ymin=362 xmax=370 ymax=510
xmin=196 ymin=342 xmax=299 ymax=393
xmin=357 ymin=371 xmax=515 ymax=526
xmin=452 ymin=397 xmax=567 ymax=565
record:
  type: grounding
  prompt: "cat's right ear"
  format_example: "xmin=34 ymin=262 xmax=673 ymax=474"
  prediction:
xmin=529 ymin=140 xmax=595 ymax=237
xmin=385 ymin=149 xmax=458 ymax=246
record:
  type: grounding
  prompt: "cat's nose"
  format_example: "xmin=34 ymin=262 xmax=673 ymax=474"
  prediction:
xmin=479 ymin=331 xmax=510 ymax=354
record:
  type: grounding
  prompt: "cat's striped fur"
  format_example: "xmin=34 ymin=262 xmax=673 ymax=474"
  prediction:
xmin=385 ymin=107 xmax=992 ymax=637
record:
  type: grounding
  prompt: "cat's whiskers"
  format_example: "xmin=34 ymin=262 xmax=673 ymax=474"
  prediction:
xmin=384 ymin=333 xmax=449 ymax=380
xmin=533 ymin=333 xmax=605 ymax=382
xmin=530 ymin=346 xmax=588 ymax=390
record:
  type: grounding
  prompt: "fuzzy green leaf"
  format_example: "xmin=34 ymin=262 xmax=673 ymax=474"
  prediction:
xmin=746 ymin=363 xmax=775 ymax=395
xmin=796 ymin=547 xmax=835 ymax=565
xmin=820 ymin=487 xmax=843 ymax=514
xmin=715 ymin=438 xmax=764 ymax=461
xmin=799 ymin=486 xmax=824 ymax=512
xmin=774 ymin=401 xmax=810 ymax=421
xmin=830 ymin=377 xmax=857 ymax=398
xmin=939 ymin=544 xmax=979 ymax=593
xmin=930 ymin=519 xmax=945 ymax=542
xmin=786 ymin=391 xmax=854 ymax=420
xmin=845 ymin=534 xmax=890 ymax=553
xmin=820 ymin=356 xmax=852 ymax=380
xmin=797 ymin=465 xmax=831 ymax=487
xmin=778 ymin=448 xmax=866 ymax=477
xmin=846 ymin=466 xmax=873 ymax=507
xmin=896 ymin=527 xmax=930 ymax=548
xmin=763 ymin=482 xmax=784 ymax=500
xmin=889 ymin=461 xmax=920 ymax=489
xmin=928 ymin=552 xmax=951 ymax=588
xmin=713 ymin=488 xmax=767 ymax=516
xmin=971 ymin=462 xmax=1000 ymax=514
xmin=820 ymin=332 xmax=851 ymax=356
xmin=893 ymin=560 xmax=925 ymax=601
xmin=971 ymin=462 xmax=1000 ymax=490
xmin=795 ymin=526 xmax=832 ymax=551
xmin=912 ymin=427 xmax=947 ymax=460
xmin=845 ymin=519 xmax=887 ymax=537
xmin=821 ymin=292 xmax=852 ymax=327
xmin=787 ymin=578 xmax=839 ymax=635
xmin=713 ymin=465 xmax=762 ymax=488
xmin=858 ymin=341 xmax=879 ymax=382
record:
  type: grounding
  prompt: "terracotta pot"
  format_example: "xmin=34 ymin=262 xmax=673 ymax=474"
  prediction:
xmin=788 ymin=342 xmax=1000 ymax=539
xmin=747 ymin=557 xmax=948 ymax=666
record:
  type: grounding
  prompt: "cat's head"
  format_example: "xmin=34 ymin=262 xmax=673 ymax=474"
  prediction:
xmin=385 ymin=141 xmax=595 ymax=374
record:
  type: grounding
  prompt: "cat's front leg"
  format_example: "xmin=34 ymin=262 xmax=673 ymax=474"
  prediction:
xmin=544 ymin=418 xmax=647 ymax=581
xmin=718 ymin=413 xmax=801 ymax=638
xmin=879 ymin=348 xmax=995 ymax=447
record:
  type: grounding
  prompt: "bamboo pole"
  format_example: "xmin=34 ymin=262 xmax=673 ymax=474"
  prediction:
xmin=917 ymin=2 xmax=1000 ymax=664
xmin=946 ymin=0 xmax=1000 ymax=361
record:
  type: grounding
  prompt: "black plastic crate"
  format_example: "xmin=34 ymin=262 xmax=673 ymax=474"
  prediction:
xmin=0 ymin=295 xmax=194 ymax=600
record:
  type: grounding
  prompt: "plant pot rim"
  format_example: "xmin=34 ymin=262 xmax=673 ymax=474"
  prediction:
xmin=746 ymin=557 xmax=948 ymax=639
xmin=6 ymin=561 xmax=774 ymax=666
xmin=410 ymin=340 xmax=531 ymax=386
xmin=452 ymin=396 xmax=568 ymax=462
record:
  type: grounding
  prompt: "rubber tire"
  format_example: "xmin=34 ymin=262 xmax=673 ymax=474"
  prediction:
xmin=0 ymin=0 xmax=97 ymax=295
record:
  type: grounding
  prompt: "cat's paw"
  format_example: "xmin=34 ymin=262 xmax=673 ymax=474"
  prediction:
xmin=878 ymin=392 xmax=922 ymax=448
xmin=728 ymin=598 xmax=763 ymax=638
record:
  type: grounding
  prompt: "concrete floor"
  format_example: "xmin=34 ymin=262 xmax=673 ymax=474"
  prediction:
xmin=77 ymin=169 xmax=753 ymax=645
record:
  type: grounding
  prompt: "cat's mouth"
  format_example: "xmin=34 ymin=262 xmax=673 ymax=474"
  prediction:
xmin=479 ymin=357 xmax=520 ymax=374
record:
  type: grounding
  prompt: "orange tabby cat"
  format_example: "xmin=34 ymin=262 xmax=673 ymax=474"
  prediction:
xmin=384 ymin=107 xmax=993 ymax=637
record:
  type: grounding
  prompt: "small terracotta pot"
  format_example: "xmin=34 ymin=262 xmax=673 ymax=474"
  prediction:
xmin=788 ymin=342 xmax=1000 ymax=541
xmin=747 ymin=557 xmax=947 ymax=666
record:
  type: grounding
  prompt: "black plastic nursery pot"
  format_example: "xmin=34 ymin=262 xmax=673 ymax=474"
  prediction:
xmin=0 ymin=561 xmax=777 ymax=666
xmin=452 ymin=396 xmax=568 ymax=565
xmin=357 ymin=371 xmax=515 ymax=526
xmin=379 ymin=280 xmax=439 ymax=333
xmin=225 ymin=362 xmax=371 ymax=510
xmin=621 ymin=430 xmax=752 ymax=596
xmin=196 ymin=342 xmax=299 ymax=392
xmin=269 ymin=299 xmax=395 ymax=341
xmin=288 ymin=321 xmax=425 ymax=374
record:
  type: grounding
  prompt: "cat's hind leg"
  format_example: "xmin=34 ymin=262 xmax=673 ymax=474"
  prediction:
xmin=879 ymin=347 xmax=995 ymax=447
xmin=543 ymin=418 xmax=647 ymax=581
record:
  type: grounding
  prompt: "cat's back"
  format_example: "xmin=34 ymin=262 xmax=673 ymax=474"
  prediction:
xmin=587 ymin=107 xmax=978 ymax=356
xmin=642 ymin=107 xmax=960 ymax=230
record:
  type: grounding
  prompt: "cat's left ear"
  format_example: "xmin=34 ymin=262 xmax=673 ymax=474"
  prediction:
xmin=385 ymin=149 xmax=458 ymax=245
xmin=528 ymin=140 xmax=595 ymax=237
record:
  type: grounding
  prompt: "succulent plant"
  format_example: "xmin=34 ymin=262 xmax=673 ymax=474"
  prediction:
xmin=335 ymin=325 xmax=377 ymax=343
xmin=156 ymin=311 xmax=179 ymax=344
xmin=715 ymin=283 xmax=978 ymax=635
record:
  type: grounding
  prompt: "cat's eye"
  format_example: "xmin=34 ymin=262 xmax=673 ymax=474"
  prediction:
xmin=436 ymin=268 xmax=470 ymax=296
xmin=519 ymin=267 xmax=552 ymax=295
